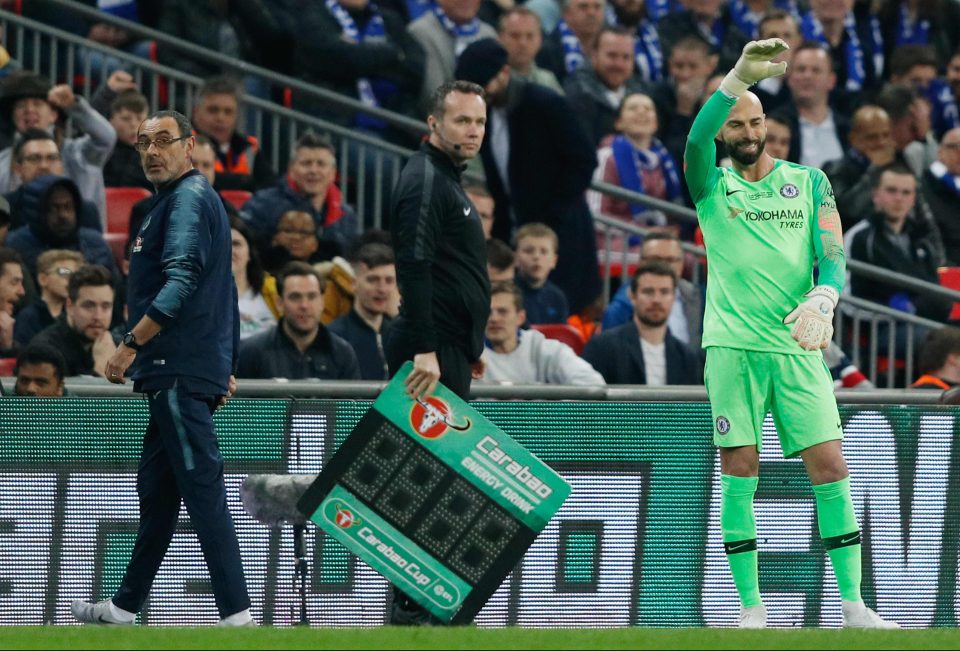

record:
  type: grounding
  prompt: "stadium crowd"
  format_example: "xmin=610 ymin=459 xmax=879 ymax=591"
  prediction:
xmin=6 ymin=0 xmax=960 ymax=393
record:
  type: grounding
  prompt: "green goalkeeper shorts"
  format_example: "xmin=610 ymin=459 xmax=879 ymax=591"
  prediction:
xmin=704 ymin=346 xmax=842 ymax=458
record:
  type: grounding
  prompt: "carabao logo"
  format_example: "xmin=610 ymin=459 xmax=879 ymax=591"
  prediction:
xmin=334 ymin=504 xmax=360 ymax=529
xmin=410 ymin=396 xmax=471 ymax=439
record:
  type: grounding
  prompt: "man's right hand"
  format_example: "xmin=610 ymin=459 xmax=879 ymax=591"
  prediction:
xmin=406 ymin=352 xmax=441 ymax=398
xmin=721 ymin=39 xmax=790 ymax=97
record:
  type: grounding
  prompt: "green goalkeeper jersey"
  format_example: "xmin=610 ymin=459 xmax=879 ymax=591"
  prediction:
xmin=684 ymin=90 xmax=846 ymax=355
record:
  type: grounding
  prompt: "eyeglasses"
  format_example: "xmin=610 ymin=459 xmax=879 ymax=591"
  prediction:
xmin=53 ymin=267 xmax=73 ymax=277
xmin=134 ymin=136 xmax=188 ymax=153
xmin=21 ymin=153 xmax=61 ymax=165
xmin=942 ymin=142 xmax=960 ymax=151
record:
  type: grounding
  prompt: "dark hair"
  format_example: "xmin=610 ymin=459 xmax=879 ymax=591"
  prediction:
xmin=291 ymin=131 xmax=335 ymax=160
xmin=197 ymin=75 xmax=242 ymax=102
xmin=67 ymin=264 xmax=113 ymax=302
xmin=110 ymin=90 xmax=148 ymax=117
xmin=194 ymin=133 xmax=216 ymax=151
xmin=871 ymin=162 xmax=916 ymax=189
xmin=918 ymin=326 xmax=960 ymax=375
xmin=617 ymin=91 xmax=654 ymax=117
xmin=889 ymin=45 xmax=939 ymax=79
xmin=669 ymin=34 xmax=713 ymax=57
xmin=490 ymin=279 xmax=524 ymax=311
xmin=143 ymin=110 xmax=192 ymax=139
xmin=765 ymin=112 xmax=791 ymax=129
xmin=15 ymin=343 xmax=66 ymax=383
xmin=486 ymin=238 xmax=515 ymax=271
xmin=630 ymin=260 xmax=677 ymax=292
xmin=793 ymin=41 xmax=834 ymax=66
xmin=0 ymin=246 xmax=23 ymax=275
xmin=758 ymin=9 xmax=797 ymax=34
xmin=877 ymin=0 xmax=942 ymax=24
xmin=230 ymin=217 xmax=265 ymax=296
xmin=277 ymin=261 xmax=324 ymax=297
xmin=876 ymin=84 xmax=916 ymax=121
xmin=430 ymin=80 xmax=485 ymax=121
xmin=641 ymin=231 xmax=679 ymax=245
xmin=498 ymin=6 xmax=542 ymax=32
xmin=14 ymin=128 xmax=58 ymax=162
xmin=592 ymin=25 xmax=635 ymax=51
xmin=355 ymin=242 xmax=394 ymax=269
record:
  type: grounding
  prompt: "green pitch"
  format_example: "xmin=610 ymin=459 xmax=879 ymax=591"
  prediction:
xmin=0 ymin=627 xmax=958 ymax=650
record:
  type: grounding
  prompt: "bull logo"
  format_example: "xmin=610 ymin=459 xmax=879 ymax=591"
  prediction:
xmin=410 ymin=396 xmax=471 ymax=439
xmin=334 ymin=504 xmax=360 ymax=529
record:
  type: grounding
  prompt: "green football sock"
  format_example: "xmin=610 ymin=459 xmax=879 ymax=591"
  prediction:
xmin=813 ymin=476 xmax=862 ymax=602
xmin=721 ymin=474 xmax=762 ymax=608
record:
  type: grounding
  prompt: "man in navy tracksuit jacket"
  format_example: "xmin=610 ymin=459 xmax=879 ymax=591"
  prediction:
xmin=71 ymin=111 xmax=252 ymax=626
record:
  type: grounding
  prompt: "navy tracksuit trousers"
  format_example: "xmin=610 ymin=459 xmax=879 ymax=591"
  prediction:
xmin=112 ymin=381 xmax=250 ymax=618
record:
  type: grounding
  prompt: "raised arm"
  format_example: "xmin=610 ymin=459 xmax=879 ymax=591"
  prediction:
xmin=684 ymin=91 xmax=734 ymax=203
xmin=685 ymin=39 xmax=789 ymax=204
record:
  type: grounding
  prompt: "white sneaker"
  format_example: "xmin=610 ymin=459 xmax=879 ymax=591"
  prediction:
xmin=738 ymin=604 xmax=767 ymax=628
xmin=70 ymin=599 xmax=135 ymax=625
xmin=216 ymin=609 xmax=256 ymax=627
xmin=842 ymin=600 xmax=900 ymax=628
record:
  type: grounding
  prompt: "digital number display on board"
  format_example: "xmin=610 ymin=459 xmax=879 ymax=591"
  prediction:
xmin=297 ymin=363 xmax=571 ymax=623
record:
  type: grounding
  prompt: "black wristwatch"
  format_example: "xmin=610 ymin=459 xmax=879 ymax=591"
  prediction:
xmin=122 ymin=331 xmax=141 ymax=351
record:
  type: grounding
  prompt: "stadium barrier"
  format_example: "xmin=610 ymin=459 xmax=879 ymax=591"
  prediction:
xmin=0 ymin=387 xmax=956 ymax=628
xmin=6 ymin=2 xmax=959 ymax=387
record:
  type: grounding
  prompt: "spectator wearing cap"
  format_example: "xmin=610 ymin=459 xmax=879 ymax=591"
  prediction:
xmin=5 ymin=130 xmax=103 ymax=233
xmin=0 ymin=72 xmax=115 ymax=225
xmin=455 ymin=38 xmax=601 ymax=315
xmin=13 ymin=343 xmax=67 ymax=397
xmin=5 ymin=175 xmax=117 ymax=278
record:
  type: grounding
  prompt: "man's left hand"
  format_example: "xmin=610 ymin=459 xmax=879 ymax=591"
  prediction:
xmin=218 ymin=375 xmax=237 ymax=409
xmin=783 ymin=286 xmax=839 ymax=351
xmin=104 ymin=343 xmax=137 ymax=384
xmin=471 ymin=357 xmax=485 ymax=380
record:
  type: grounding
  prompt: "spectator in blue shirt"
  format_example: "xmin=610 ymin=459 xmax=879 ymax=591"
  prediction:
xmin=514 ymin=222 xmax=569 ymax=324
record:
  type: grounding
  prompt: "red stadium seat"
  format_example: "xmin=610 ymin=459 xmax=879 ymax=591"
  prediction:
xmin=105 ymin=187 xmax=151 ymax=236
xmin=0 ymin=357 xmax=16 ymax=377
xmin=220 ymin=190 xmax=252 ymax=210
xmin=530 ymin=323 xmax=587 ymax=356
xmin=103 ymin=233 xmax=128 ymax=270
xmin=938 ymin=267 xmax=960 ymax=321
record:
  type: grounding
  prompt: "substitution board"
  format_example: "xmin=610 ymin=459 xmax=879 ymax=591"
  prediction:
xmin=297 ymin=362 xmax=571 ymax=623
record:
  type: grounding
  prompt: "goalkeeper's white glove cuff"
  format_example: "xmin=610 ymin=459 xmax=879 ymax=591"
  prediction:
xmin=719 ymin=70 xmax=752 ymax=98
xmin=805 ymin=285 xmax=840 ymax=309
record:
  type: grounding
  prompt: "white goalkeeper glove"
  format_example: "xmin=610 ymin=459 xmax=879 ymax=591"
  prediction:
xmin=783 ymin=286 xmax=839 ymax=351
xmin=720 ymin=38 xmax=790 ymax=98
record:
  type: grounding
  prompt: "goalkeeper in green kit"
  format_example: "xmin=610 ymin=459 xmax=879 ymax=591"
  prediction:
xmin=685 ymin=39 xmax=898 ymax=629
